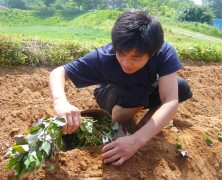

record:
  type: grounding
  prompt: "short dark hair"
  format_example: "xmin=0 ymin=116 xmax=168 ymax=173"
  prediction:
xmin=111 ymin=10 xmax=164 ymax=56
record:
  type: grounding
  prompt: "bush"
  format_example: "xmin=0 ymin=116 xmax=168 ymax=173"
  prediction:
xmin=179 ymin=6 xmax=214 ymax=25
xmin=0 ymin=34 xmax=95 ymax=66
xmin=175 ymin=44 xmax=222 ymax=62
xmin=0 ymin=34 xmax=221 ymax=67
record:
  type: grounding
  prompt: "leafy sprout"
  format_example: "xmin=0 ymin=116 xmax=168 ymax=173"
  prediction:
xmin=4 ymin=114 xmax=121 ymax=179
xmin=176 ymin=141 xmax=182 ymax=150
xmin=202 ymin=135 xmax=213 ymax=146
xmin=175 ymin=141 xmax=189 ymax=158
xmin=4 ymin=115 xmax=66 ymax=179
xmin=218 ymin=132 xmax=222 ymax=140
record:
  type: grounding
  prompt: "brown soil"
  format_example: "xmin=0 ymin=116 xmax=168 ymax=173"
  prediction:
xmin=0 ymin=61 xmax=222 ymax=180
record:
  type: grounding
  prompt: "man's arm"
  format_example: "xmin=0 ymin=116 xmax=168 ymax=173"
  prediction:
xmin=49 ymin=66 xmax=81 ymax=134
xmin=132 ymin=72 xmax=179 ymax=147
xmin=102 ymin=72 xmax=179 ymax=166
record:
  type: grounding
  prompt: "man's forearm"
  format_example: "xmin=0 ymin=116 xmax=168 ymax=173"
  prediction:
xmin=132 ymin=100 xmax=179 ymax=150
xmin=49 ymin=66 xmax=67 ymax=104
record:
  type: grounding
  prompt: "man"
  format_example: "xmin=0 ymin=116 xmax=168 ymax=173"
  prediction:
xmin=49 ymin=10 xmax=192 ymax=166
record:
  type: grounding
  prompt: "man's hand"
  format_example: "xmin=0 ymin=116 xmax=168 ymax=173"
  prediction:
xmin=54 ymin=99 xmax=81 ymax=134
xmin=102 ymin=135 xmax=139 ymax=166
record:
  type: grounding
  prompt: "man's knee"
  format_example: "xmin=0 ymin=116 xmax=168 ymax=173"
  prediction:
xmin=178 ymin=77 xmax=193 ymax=103
xmin=112 ymin=105 xmax=143 ymax=123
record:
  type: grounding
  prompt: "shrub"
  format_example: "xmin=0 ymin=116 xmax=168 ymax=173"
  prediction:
xmin=175 ymin=43 xmax=222 ymax=62
xmin=0 ymin=34 xmax=95 ymax=66
xmin=0 ymin=34 xmax=221 ymax=67
xmin=179 ymin=5 xmax=214 ymax=25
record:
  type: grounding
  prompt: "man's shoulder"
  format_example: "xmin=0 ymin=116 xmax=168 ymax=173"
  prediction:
xmin=158 ymin=41 xmax=174 ymax=54
xmin=79 ymin=43 xmax=116 ymax=64
xmin=151 ymin=41 xmax=177 ymax=60
xmin=98 ymin=43 xmax=115 ymax=55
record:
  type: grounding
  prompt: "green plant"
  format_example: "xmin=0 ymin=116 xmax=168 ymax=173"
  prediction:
xmin=175 ymin=141 xmax=189 ymax=158
xmin=4 ymin=116 xmax=66 ymax=179
xmin=4 ymin=114 xmax=120 ymax=179
xmin=218 ymin=132 xmax=222 ymax=140
xmin=203 ymin=135 xmax=213 ymax=146
xmin=62 ymin=115 xmax=120 ymax=150
xmin=176 ymin=141 xmax=182 ymax=150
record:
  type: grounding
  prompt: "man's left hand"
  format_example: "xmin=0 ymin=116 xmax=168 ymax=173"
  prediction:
xmin=102 ymin=135 xmax=138 ymax=166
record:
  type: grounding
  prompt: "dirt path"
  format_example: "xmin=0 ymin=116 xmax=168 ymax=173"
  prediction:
xmin=0 ymin=62 xmax=222 ymax=179
xmin=166 ymin=26 xmax=222 ymax=44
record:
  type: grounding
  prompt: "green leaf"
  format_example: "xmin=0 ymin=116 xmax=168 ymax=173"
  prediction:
xmin=14 ymin=159 xmax=29 ymax=178
xmin=14 ymin=135 xmax=27 ymax=145
xmin=203 ymin=135 xmax=213 ymax=146
xmin=53 ymin=117 xmax=66 ymax=127
xmin=36 ymin=150 xmax=44 ymax=164
xmin=80 ymin=119 xmax=94 ymax=133
xmin=29 ymin=141 xmax=41 ymax=153
xmin=44 ymin=134 xmax=52 ymax=143
xmin=41 ymin=141 xmax=51 ymax=156
xmin=44 ymin=115 xmax=50 ymax=120
xmin=57 ymin=136 xmax=63 ymax=149
xmin=29 ymin=126 xmax=40 ymax=134
xmin=12 ymin=145 xmax=29 ymax=153
xmin=80 ymin=123 xmax=87 ymax=132
xmin=34 ymin=156 xmax=41 ymax=168
xmin=176 ymin=142 xmax=182 ymax=150
xmin=24 ymin=155 xmax=36 ymax=169
xmin=46 ymin=123 xmax=57 ymax=134
xmin=4 ymin=156 xmax=18 ymax=170
xmin=27 ymin=128 xmax=44 ymax=144
xmin=218 ymin=132 xmax=222 ymax=140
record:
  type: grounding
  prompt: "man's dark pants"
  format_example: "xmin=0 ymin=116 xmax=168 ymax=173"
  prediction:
xmin=94 ymin=77 xmax=193 ymax=115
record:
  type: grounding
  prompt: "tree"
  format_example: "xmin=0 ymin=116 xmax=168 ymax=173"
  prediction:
xmin=109 ymin=0 xmax=127 ymax=10
xmin=6 ymin=0 xmax=26 ymax=9
xmin=179 ymin=5 xmax=214 ymax=24
xmin=202 ymin=0 xmax=222 ymax=18
xmin=72 ymin=0 xmax=83 ymax=11
xmin=83 ymin=0 xmax=101 ymax=10
xmin=42 ymin=0 xmax=56 ymax=9
xmin=0 ymin=0 xmax=6 ymax=6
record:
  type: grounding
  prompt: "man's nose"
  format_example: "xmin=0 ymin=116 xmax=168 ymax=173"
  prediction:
xmin=121 ymin=57 xmax=130 ymax=66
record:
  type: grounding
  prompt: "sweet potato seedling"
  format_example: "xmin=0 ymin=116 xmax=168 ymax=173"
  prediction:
xmin=202 ymin=135 xmax=213 ymax=146
xmin=4 ymin=113 xmax=120 ymax=179
xmin=176 ymin=141 xmax=182 ymax=150
xmin=4 ymin=116 xmax=65 ymax=179
xmin=218 ymin=132 xmax=222 ymax=140
xmin=175 ymin=141 xmax=189 ymax=158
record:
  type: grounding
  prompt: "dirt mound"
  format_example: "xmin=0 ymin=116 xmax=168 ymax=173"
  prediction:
xmin=0 ymin=62 xmax=222 ymax=179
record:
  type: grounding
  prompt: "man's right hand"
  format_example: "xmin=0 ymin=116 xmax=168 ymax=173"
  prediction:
xmin=54 ymin=99 xmax=82 ymax=135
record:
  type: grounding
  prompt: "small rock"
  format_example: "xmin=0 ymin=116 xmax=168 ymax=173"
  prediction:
xmin=79 ymin=160 xmax=88 ymax=171
xmin=0 ymin=114 xmax=5 ymax=121
xmin=10 ymin=128 xmax=20 ymax=136
xmin=170 ymin=127 xmax=180 ymax=133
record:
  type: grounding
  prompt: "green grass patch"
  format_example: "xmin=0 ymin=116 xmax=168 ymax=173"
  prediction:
xmin=0 ymin=26 xmax=111 ymax=42
xmin=161 ymin=17 xmax=222 ymax=39
xmin=0 ymin=9 xmax=84 ymax=26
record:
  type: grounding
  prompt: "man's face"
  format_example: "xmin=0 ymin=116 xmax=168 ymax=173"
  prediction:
xmin=116 ymin=49 xmax=149 ymax=74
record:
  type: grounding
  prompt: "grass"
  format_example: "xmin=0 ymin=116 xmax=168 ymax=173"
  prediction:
xmin=161 ymin=17 xmax=222 ymax=39
xmin=0 ymin=26 xmax=111 ymax=43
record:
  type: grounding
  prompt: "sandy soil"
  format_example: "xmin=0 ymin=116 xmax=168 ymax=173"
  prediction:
xmin=0 ymin=61 xmax=222 ymax=180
